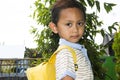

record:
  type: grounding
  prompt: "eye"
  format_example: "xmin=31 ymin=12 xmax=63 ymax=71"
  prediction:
xmin=66 ymin=23 xmax=72 ymax=27
xmin=78 ymin=22 xmax=85 ymax=27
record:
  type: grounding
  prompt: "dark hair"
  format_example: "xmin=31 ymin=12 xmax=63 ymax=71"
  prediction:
xmin=51 ymin=0 xmax=86 ymax=25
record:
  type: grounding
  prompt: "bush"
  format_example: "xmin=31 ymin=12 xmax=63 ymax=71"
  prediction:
xmin=112 ymin=29 xmax=120 ymax=80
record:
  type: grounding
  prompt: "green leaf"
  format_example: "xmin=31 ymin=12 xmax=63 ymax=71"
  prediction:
xmin=109 ymin=3 xmax=116 ymax=7
xmin=112 ymin=27 xmax=117 ymax=31
xmin=87 ymin=0 xmax=94 ymax=7
xmin=108 ymin=22 xmax=119 ymax=34
xmin=96 ymin=1 xmax=100 ymax=12
xmin=104 ymin=3 xmax=110 ymax=13
xmin=101 ymin=29 xmax=105 ymax=37
xmin=79 ymin=0 xmax=87 ymax=6
xmin=108 ymin=26 xmax=112 ymax=34
xmin=104 ymin=3 xmax=116 ymax=13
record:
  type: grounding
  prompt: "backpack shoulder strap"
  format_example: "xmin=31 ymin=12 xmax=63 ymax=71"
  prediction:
xmin=49 ymin=45 xmax=78 ymax=71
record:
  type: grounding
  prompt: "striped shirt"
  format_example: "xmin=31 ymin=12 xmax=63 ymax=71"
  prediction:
xmin=55 ymin=39 xmax=93 ymax=80
xmin=55 ymin=48 xmax=93 ymax=80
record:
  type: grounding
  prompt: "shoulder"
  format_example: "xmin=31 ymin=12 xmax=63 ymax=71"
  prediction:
xmin=56 ymin=48 xmax=81 ymax=57
xmin=57 ymin=48 xmax=71 ymax=56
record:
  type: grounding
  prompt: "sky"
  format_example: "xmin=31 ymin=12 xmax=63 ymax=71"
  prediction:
xmin=0 ymin=0 xmax=39 ymax=58
xmin=0 ymin=0 xmax=39 ymax=48
xmin=0 ymin=0 xmax=120 ymax=58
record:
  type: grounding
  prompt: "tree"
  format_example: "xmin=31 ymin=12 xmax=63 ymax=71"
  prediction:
xmin=24 ymin=47 xmax=42 ymax=58
xmin=112 ymin=28 xmax=120 ymax=80
xmin=30 ymin=0 xmax=118 ymax=79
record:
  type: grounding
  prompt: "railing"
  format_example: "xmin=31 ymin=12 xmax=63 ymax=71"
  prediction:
xmin=0 ymin=58 xmax=42 ymax=80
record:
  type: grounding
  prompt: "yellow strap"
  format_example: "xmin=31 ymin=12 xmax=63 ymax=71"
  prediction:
xmin=49 ymin=45 xmax=77 ymax=64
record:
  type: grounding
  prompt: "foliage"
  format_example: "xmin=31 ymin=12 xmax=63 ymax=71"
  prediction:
xmin=102 ymin=56 xmax=117 ymax=80
xmin=112 ymin=26 xmax=120 ymax=80
xmin=104 ymin=2 xmax=116 ymax=13
xmin=0 ymin=60 xmax=15 ymax=73
xmin=24 ymin=47 xmax=41 ymax=58
xmin=30 ymin=0 xmax=118 ymax=79
xmin=24 ymin=47 xmax=44 ymax=66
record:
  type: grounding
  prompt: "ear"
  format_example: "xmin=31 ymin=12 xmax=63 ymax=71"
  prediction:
xmin=49 ymin=22 xmax=58 ymax=34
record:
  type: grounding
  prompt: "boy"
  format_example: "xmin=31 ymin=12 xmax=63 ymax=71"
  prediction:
xmin=49 ymin=0 xmax=93 ymax=80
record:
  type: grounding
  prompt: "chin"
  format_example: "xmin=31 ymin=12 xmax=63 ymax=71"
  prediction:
xmin=70 ymin=40 xmax=79 ymax=43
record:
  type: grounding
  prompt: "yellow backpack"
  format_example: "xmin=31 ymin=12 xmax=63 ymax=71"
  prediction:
xmin=26 ymin=45 xmax=78 ymax=80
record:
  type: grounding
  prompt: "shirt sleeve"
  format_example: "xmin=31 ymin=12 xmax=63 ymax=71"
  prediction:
xmin=55 ymin=49 xmax=76 ymax=80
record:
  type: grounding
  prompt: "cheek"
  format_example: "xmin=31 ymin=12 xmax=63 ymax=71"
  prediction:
xmin=79 ymin=28 xmax=85 ymax=34
xmin=58 ymin=27 xmax=68 ymax=33
xmin=82 ymin=28 xmax=85 ymax=33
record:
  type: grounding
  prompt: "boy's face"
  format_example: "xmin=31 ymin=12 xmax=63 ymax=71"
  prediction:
xmin=51 ymin=8 xmax=85 ymax=43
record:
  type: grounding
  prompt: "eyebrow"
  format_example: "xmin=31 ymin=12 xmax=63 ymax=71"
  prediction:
xmin=65 ymin=19 xmax=85 ymax=22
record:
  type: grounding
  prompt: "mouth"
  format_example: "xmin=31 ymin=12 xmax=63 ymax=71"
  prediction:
xmin=71 ymin=35 xmax=79 ymax=39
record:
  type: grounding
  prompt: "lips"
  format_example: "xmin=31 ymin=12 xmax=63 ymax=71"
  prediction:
xmin=71 ymin=35 xmax=79 ymax=39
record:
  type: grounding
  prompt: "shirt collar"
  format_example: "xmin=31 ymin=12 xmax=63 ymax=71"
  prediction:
xmin=59 ymin=38 xmax=88 ymax=57
xmin=59 ymin=38 xmax=84 ymax=50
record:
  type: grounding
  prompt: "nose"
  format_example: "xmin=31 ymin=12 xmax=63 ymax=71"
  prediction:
xmin=72 ymin=25 xmax=78 ymax=33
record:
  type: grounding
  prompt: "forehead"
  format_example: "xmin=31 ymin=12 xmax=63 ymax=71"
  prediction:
xmin=59 ymin=8 xmax=84 ymax=21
